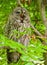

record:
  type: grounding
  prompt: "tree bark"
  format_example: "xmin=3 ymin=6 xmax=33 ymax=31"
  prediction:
xmin=37 ymin=0 xmax=47 ymax=65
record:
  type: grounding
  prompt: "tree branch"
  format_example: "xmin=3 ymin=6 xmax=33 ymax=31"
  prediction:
xmin=17 ymin=0 xmax=21 ymax=6
xmin=0 ymin=46 xmax=10 ymax=49
xmin=30 ymin=23 xmax=42 ymax=36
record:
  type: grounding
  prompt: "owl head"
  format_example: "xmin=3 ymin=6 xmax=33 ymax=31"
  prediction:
xmin=10 ymin=7 xmax=30 ymax=24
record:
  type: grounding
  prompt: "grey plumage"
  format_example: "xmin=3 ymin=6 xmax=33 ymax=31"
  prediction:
xmin=4 ymin=6 xmax=31 ymax=63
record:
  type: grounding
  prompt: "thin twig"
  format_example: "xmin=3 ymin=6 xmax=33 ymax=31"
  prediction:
xmin=30 ymin=23 xmax=42 ymax=36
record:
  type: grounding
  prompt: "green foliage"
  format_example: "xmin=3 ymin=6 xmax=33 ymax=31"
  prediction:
xmin=0 ymin=34 xmax=47 ymax=65
xmin=0 ymin=0 xmax=47 ymax=65
xmin=35 ymin=23 xmax=46 ymax=34
xmin=0 ymin=49 xmax=7 ymax=65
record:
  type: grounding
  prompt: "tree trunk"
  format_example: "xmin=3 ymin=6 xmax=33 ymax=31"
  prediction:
xmin=37 ymin=0 xmax=47 ymax=65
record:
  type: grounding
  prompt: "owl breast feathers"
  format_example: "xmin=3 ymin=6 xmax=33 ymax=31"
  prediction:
xmin=4 ymin=6 xmax=31 ymax=45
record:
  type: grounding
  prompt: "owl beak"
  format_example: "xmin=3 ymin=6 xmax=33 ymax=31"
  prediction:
xmin=20 ymin=13 xmax=25 ymax=23
xmin=20 ymin=13 xmax=24 ymax=18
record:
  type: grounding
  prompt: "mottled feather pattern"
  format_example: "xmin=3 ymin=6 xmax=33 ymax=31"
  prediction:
xmin=4 ymin=6 xmax=31 ymax=63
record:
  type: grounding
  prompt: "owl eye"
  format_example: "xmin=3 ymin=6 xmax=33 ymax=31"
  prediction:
xmin=16 ymin=11 xmax=20 ymax=14
xmin=16 ymin=10 xmax=21 ymax=14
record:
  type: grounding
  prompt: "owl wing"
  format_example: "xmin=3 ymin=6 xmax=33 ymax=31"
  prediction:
xmin=4 ymin=20 xmax=11 ymax=37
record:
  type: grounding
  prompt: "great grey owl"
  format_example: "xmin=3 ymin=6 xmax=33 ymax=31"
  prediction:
xmin=4 ymin=6 xmax=31 ymax=63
